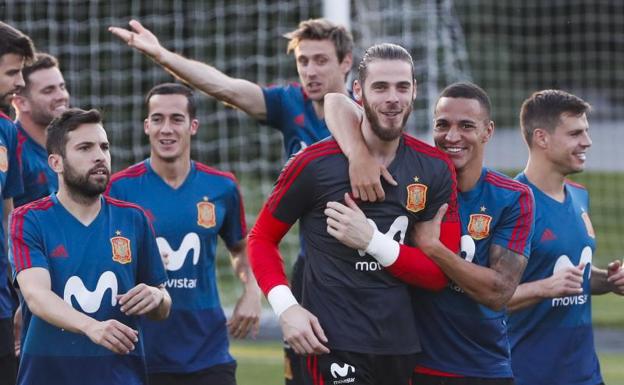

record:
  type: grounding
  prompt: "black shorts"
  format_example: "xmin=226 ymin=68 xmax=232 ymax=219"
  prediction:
xmin=304 ymin=350 xmax=418 ymax=385
xmin=412 ymin=373 xmax=514 ymax=385
xmin=284 ymin=257 xmax=306 ymax=385
xmin=0 ymin=317 xmax=16 ymax=385
xmin=148 ymin=362 xmax=236 ymax=385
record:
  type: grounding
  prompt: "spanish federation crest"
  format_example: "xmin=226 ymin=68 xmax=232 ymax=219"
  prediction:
xmin=581 ymin=211 xmax=595 ymax=238
xmin=468 ymin=213 xmax=492 ymax=240
xmin=0 ymin=146 xmax=7 ymax=173
xmin=406 ymin=183 xmax=427 ymax=212
xmin=111 ymin=234 xmax=132 ymax=264
xmin=197 ymin=199 xmax=216 ymax=228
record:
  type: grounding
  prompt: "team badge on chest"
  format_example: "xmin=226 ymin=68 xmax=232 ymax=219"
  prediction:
xmin=111 ymin=231 xmax=132 ymax=264
xmin=468 ymin=213 xmax=492 ymax=240
xmin=0 ymin=146 xmax=7 ymax=172
xmin=197 ymin=197 xmax=216 ymax=228
xmin=581 ymin=211 xmax=595 ymax=238
xmin=406 ymin=178 xmax=427 ymax=213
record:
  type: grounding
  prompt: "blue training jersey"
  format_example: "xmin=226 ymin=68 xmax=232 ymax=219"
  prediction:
xmin=508 ymin=173 xmax=602 ymax=385
xmin=14 ymin=121 xmax=58 ymax=207
xmin=413 ymin=168 xmax=534 ymax=378
xmin=107 ymin=160 xmax=247 ymax=374
xmin=0 ymin=112 xmax=23 ymax=321
xmin=9 ymin=194 xmax=167 ymax=385
xmin=262 ymin=82 xmax=332 ymax=158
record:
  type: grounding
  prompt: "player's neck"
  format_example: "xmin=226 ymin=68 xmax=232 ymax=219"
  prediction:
xmin=16 ymin=115 xmax=47 ymax=148
xmin=56 ymin=187 xmax=102 ymax=226
xmin=361 ymin=118 xmax=399 ymax=167
xmin=150 ymin=154 xmax=191 ymax=189
xmin=456 ymin=162 xmax=483 ymax=192
xmin=524 ymin=156 xmax=566 ymax=202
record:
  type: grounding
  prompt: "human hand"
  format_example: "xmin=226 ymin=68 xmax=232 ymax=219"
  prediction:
xmin=325 ymin=193 xmax=374 ymax=250
xmin=279 ymin=305 xmax=329 ymax=355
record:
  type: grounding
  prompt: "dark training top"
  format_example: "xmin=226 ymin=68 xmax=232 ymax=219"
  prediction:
xmin=249 ymin=135 xmax=458 ymax=354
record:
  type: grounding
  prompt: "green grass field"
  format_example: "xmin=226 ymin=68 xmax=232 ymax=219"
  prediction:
xmin=230 ymin=341 xmax=624 ymax=385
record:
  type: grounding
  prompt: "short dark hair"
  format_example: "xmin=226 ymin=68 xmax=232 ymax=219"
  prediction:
xmin=0 ymin=22 xmax=35 ymax=63
xmin=357 ymin=43 xmax=414 ymax=85
xmin=438 ymin=82 xmax=492 ymax=120
xmin=145 ymin=83 xmax=196 ymax=119
xmin=520 ymin=89 xmax=591 ymax=146
xmin=285 ymin=18 xmax=353 ymax=63
xmin=47 ymin=108 xmax=102 ymax=156
xmin=20 ymin=53 xmax=60 ymax=95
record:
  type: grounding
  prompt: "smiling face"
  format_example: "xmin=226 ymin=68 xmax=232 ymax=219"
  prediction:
xmin=355 ymin=59 xmax=415 ymax=142
xmin=542 ymin=112 xmax=591 ymax=175
xmin=433 ymin=96 xmax=493 ymax=173
xmin=0 ymin=53 xmax=26 ymax=107
xmin=294 ymin=39 xmax=351 ymax=102
xmin=16 ymin=66 xmax=69 ymax=125
xmin=56 ymin=123 xmax=111 ymax=197
xmin=144 ymin=93 xmax=198 ymax=163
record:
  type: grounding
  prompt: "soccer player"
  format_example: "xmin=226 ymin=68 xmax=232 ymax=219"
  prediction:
xmin=323 ymin=82 xmax=534 ymax=384
xmin=107 ymin=83 xmax=261 ymax=385
xmin=8 ymin=108 xmax=171 ymax=385
xmin=0 ymin=21 xmax=35 ymax=385
xmin=507 ymin=90 xmax=624 ymax=385
xmin=12 ymin=53 xmax=67 ymax=207
xmin=109 ymin=17 xmax=355 ymax=384
xmin=248 ymin=43 xmax=460 ymax=385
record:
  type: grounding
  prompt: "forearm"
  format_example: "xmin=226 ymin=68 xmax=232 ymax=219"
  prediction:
xmin=157 ymin=50 xmax=265 ymax=118
xmin=507 ymin=280 xmax=548 ymax=312
xmin=428 ymin=243 xmax=515 ymax=310
xmin=230 ymin=243 xmax=261 ymax=294
xmin=22 ymin=287 xmax=96 ymax=335
xmin=324 ymin=93 xmax=365 ymax=158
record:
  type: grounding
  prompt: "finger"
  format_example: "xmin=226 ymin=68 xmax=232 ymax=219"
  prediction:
xmin=380 ymin=166 xmax=398 ymax=186
xmin=324 ymin=206 xmax=347 ymax=221
xmin=434 ymin=203 xmax=448 ymax=223
xmin=251 ymin=318 xmax=261 ymax=339
xmin=344 ymin=193 xmax=364 ymax=214
xmin=128 ymin=19 xmax=146 ymax=34
xmin=110 ymin=326 xmax=137 ymax=352
xmin=364 ymin=185 xmax=378 ymax=203
xmin=373 ymin=183 xmax=386 ymax=202
xmin=124 ymin=295 xmax=154 ymax=315
xmin=292 ymin=334 xmax=315 ymax=355
xmin=351 ymin=184 xmax=360 ymax=200
xmin=113 ymin=321 xmax=139 ymax=342
xmin=326 ymin=201 xmax=350 ymax=215
xmin=108 ymin=27 xmax=132 ymax=42
xmin=310 ymin=317 xmax=328 ymax=344
xmin=358 ymin=187 xmax=369 ymax=202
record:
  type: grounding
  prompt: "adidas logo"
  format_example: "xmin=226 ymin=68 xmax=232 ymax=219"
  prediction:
xmin=540 ymin=228 xmax=556 ymax=242
xmin=51 ymin=244 xmax=68 ymax=258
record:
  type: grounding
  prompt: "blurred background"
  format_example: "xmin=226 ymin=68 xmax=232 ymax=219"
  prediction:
xmin=2 ymin=0 xmax=623 ymax=383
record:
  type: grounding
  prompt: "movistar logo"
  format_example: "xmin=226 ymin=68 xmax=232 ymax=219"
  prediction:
xmin=63 ymin=271 xmax=118 ymax=313
xmin=358 ymin=216 xmax=408 ymax=257
xmin=156 ymin=232 xmax=201 ymax=271
xmin=551 ymin=246 xmax=592 ymax=308
xmin=330 ymin=362 xmax=356 ymax=384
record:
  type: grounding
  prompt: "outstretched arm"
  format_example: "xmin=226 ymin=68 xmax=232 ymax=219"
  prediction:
xmin=324 ymin=93 xmax=396 ymax=201
xmin=109 ymin=19 xmax=266 ymax=119
xmin=226 ymin=239 xmax=262 ymax=339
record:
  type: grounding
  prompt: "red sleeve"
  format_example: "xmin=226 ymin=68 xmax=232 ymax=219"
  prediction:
xmin=247 ymin=206 xmax=293 ymax=295
xmin=386 ymin=219 xmax=461 ymax=291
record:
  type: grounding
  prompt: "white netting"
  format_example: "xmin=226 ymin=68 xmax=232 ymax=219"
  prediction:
xmin=3 ymin=0 xmax=624 ymax=304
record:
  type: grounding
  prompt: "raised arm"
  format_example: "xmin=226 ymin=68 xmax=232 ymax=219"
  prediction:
xmin=109 ymin=19 xmax=266 ymax=119
xmin=324 ymin=93 xmax=396 ymax=201
xmin=226 ymin=239 xmax=261 ymax=339
xmin=17 ymin=267 xmax=139 ymax=355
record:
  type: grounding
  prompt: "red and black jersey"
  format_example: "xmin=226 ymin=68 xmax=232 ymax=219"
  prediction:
xmin=249 ymin=135 xmax=458 ymax=354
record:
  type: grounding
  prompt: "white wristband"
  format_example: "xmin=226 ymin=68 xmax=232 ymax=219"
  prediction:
xmin=365 ymin=229 xmax=400 ymax=267
xmin=267 ymin=285 xmax=298 ymax=317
